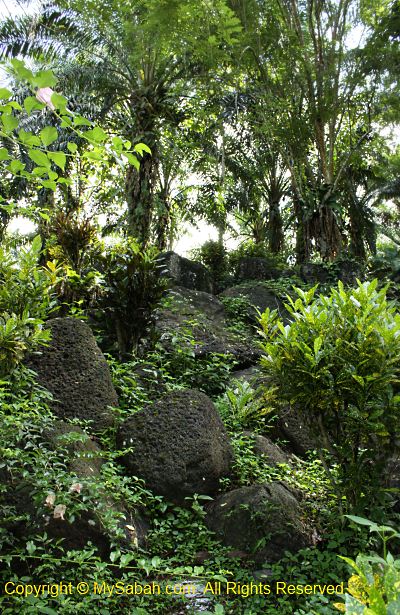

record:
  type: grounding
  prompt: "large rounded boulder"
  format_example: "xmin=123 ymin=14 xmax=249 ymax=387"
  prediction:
xmin=205 ymin=483 xmax=312 ymax=563
xmin=26 ymin=318 xmax=118 ymax=432
xmin=117 ymin=389 xmax=233 ymax=503
xmin=155 ymin=287 xmax=259 ymax=368
xmin=220 ymin=283 xmax=289 ymax=324
xmin=158 ymin=251 xmax=213 ymax=293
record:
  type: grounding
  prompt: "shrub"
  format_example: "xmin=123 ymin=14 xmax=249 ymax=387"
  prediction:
xmin=259 ymin=280 xmax=400 ymax=511
xmin=334 ymin=516 xmax=400 ymax=613
xmin=0 ymin=236 xmax=60 ymax=376
xmin=191 ymin=240 xmax=228 ymax=292
xmin=93 ymin=238 xmax=168 ymax=358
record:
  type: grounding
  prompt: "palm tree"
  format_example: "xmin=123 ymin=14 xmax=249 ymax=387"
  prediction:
xmin=0 ymin=0 xmax=241 ymax=247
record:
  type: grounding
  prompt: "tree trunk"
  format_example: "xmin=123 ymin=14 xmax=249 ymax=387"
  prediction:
xmin=268 ymin=200 xmax=284 ymax=254
xmin=125 ymin=150 xmax=158 ymax=248
xmin=294 ymin=197 xmax=309 ymax=264
xmin=155 ymin=197 xmax=170 ymax=252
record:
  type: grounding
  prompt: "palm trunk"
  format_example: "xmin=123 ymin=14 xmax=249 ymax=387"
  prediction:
xmin=125 ymin=150 xmax=157 ymax=248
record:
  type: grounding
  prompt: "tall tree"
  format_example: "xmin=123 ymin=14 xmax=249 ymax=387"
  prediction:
xmin=229 ymin=0 xmax=390 ymax=261
xmin=0 ymin=0 xmax=241 ymax=246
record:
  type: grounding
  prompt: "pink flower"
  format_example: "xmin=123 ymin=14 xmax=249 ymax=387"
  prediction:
xmin=36 ymin=87 xmax=55 ymax=110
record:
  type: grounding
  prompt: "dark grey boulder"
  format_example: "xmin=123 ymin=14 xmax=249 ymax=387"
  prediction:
xmin=155 ymin=287 xmax=260 ymax=368
xmin=242 ymin=432 xmax=290 ymax=466
xmin=269 ymin=405 xmax=317 ymax=457
xmin=300 ymin=260 xmax=364 ymax=286
xmin=1 ymin=468 xmax=147 ymax=563
xmin=26 ymin=318 xmax=118 ymax=432
xmin=220 ymin=283 xmax=289 ymax=324
xmin=299 ymin=263 xmax=331 ymax=284
xmin=159 ymin=251 xmax=213 ymax=293
xmin=117 ymin=389 xmax=233 ymax=503
xmin=43 ymin=421 xmax=104 ymax=478
xmin=230 ymin=366 xmax=261 ymax=384
xmin=205 ymin=483 xmax=311 ymax=563
xmin=236 ymin=257 xmax=283 ymax=282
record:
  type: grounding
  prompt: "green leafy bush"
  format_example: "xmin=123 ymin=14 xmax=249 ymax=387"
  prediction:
xmin=334 ymin=516 xmax=400 ymax=614
xmin=0 ymin=236 xmax=60 ymax=376
xmin=259 ymin=280 xmax=400 ymax=511
xmin=93 ymin=238 xmax=168 ymax=358
xmin=192 ymin=240 xmax=229 ymax=292
xmin=219 ymin=295 xmax=254 ymax=334
xmin=217 ymin=380 xmax=268 ymax=430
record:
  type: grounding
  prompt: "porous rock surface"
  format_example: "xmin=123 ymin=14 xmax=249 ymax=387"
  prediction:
xmin=269 ymin=404 xmax=317 ymax=457
xmin=220 ymin=283 xmax=289 ymax=324
xmin=26 ymin=317 xmax=118 ymax=432
xmin=205 ymin=482 xmax=311 ymax=563
xmin=155 ymin=287 xmax=260 ymax=367
xmin=300 ymin=260 xmax=364 ymax=286
xmin=159 ymin=251 xmax=213 ymax=293
xmin=236 ymin=257 xmax=284 ymax=282
xmin=117 ymin=389 xmax=233 ymax=503
xmin=242 ymin=432 xmax=290 ymax=466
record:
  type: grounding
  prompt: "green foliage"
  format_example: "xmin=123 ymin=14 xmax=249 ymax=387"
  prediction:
xmin=0 ymin=236 xmax=60 ymax=375
xmin=217 ymin=380 xmax=268 ymax=430
xmin=192 ymin=240 xmax=229 ymax=292
xmin=93 ymin=239 xmax=168 ymax=358
xmin=334 ymin=516 xmax=400 ymax=614
xmin=108 ymin=356 xmax=147 ymax=408
xmin=259 ymin=279 xmax=400 ymax=510
xmin=0 ymin=60 xmax=144 ymax=208
xmin=219 ymin=295 xmax=254 ymax=334
xmin=151 ymin=322 xmax=234 ymax=397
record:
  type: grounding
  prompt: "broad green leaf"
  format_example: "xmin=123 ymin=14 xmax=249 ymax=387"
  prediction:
xmin=83 ymin=150 xmax=103 ymax=161
xmin=73 ymin=115 xmax=92 ymax=127
xmin=28 ymin=149 xmax=51 ymax=168
xmin=0 ymin=88 xmax=12 ymax=100
xmin=346 ymin=515 xmax=379 ymax=529
xmin=67 ymin=142 xmax=78 ymax=153
xmin=48 ymin=151 xmax=66 ymax=171
xmin=50 ymin=92 xmax=67 ymax=111
xmin=47 ymin=170 xmax=59 ymax=181
xmin=134 ymin=142 xmax=152 ymax=155
xmin=60 ymin=116 xmax=73 ymax=128
xmin=124 ymin=152 xmax=140 ymax=170
xmin=1 ymin=114 xmax=18 ymax=132
xmin=24 ymin=96 xmax=45 ymax=114
xmin=32 ymin=166 xmax=50 ymax=177
xmin=0 ymin=147 xmax=10 ymax=161
xmin=32 ymin=69 xmax=58 ymax=88
xmin=31 ymin=235 xmax=42 ymax=253
xmin=8 ymin=100 xmax=22 ymax=111
xmin=10 ymin=58 xmax=33 ymax=81
xmin=40 ymin=180 xmax=57 ymax=190
xmin=9 ymin=160 xmax=25 ymax=174
xmin=112 ymin=136 xmax=124 ymax=151
xmin=18 ymin=129 xmax=41 ymax=147
xmin=314 ymin=337 xmax=322 ymax=354
xmin=85 ymin=126 xmax=107 ymax=143
xmin=39 ymin=126 xmax=58 ymax=146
